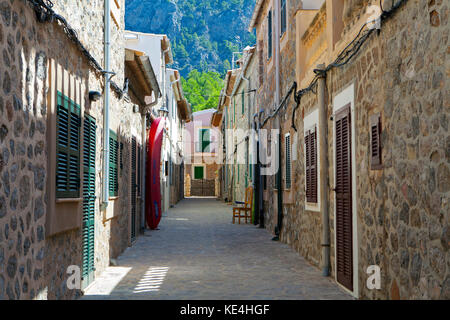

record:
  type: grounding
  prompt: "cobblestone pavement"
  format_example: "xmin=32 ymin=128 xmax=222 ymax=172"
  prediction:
xmin=82 ymin=198 xmax=352 ymax=300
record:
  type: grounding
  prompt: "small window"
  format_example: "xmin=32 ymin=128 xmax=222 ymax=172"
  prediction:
xmin=194 ymin=166 xmax=204 ymax=180
xmin=281 ymin=0 xmax=287 ymax=36
xmin=109 ymin=130 xmax=119 ymax=197
xmin=268 ymin=10 xmax=273 ymax=60
xmin=56 ymin=92 xmax=81 ymax=199
xmin=285 ymin=134 xmax=291 ymax=189
xmin=370 ymin=113 xmax=382 ymax=170
xmin=305 ymin=127 xmax=317 ymax=203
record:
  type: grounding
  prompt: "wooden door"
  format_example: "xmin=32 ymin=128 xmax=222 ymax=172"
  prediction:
xmin=335 ymin=104 xmax=353 ymax=291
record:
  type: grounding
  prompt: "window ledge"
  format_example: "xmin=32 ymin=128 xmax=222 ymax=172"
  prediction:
xmin=109 ymin=196 xmax=119 ymax=201
xmin=56 ymin=198 xmax=82 ymax=204
xmin=305 ymin=202 xmax=320 ymax=212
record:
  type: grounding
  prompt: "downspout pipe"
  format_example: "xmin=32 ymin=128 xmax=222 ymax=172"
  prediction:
xmin=102 ymin=0 xmax=111 ymax=209
xmin=273 ymin=0 xmax=282 ymax=240
xmin=317 ymin=64 xmax=330 ymax=277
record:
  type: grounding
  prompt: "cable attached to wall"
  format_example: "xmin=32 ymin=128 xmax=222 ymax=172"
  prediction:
xmin=258 ymin=0 xmax=409 ymax=132
xmin=27 ymin=0 xmax=125 ymax=97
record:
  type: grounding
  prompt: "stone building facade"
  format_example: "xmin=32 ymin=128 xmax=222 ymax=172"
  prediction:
xmin=0 ymin=0 xmax=158 ymax=299
xmin=184 ymin=109 xmax=219 ymax=197
xmin=230 ymin=0 xmax=449 ymax=299
xmin=213 ymin=47 xmax=259 ymax=209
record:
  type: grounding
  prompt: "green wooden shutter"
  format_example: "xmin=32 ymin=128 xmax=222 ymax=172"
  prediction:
xmin=194 ymin=166 xmax=204 ymax=180
xmin=241 ymin=91 xmax=245 ymax=114
xmin=82 ymin=114 xmax=96 ymax=287
xmin=201 ymin=129 xmax=210 ymax=153
xmin=109 ymin=130 xmax=119 ymax=197
xmin=56 ymin=91 xmax=81 ymax=199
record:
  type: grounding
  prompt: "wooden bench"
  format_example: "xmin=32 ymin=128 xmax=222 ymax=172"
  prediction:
xmin=232 ymin=186 xmax=253 ymax=224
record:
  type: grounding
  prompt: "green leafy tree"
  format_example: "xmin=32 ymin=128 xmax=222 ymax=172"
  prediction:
xmin=181 ymin=70 xmax=223 ymax=112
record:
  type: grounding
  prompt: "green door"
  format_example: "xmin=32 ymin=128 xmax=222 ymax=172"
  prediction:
xmin=82 ymin=115 xmax=96 ymax=289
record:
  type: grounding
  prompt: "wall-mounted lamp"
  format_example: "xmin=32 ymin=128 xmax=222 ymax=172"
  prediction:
xmin=89 ymin=91 xmax=102 ymax=102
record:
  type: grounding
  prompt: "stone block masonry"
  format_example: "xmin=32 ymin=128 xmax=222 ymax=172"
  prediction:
xmin=249 ymin=0 xmax=449 ymax=299
xmin=0 ymin=0 xmax=143 ymax=300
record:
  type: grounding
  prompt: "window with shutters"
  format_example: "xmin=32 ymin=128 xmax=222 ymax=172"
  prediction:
xmin=56 ymin=91 xmax=81 ymax=199
xmin=285 ymin=133 xmax=291 ymax=189
xmin=268 ymin=10 xmax=273 ymax=60
xmin=196 ymin=128 xmax=211 ymax=153
xmin=370 ymin=113 xmax=382 ymax=170
xmin=305 ymin=126 xmax=318 ymax=203
xmin=109 ymin=130 xmax=119 ymax=197
xmin=281 ymin=0 xmax=287 ymax=36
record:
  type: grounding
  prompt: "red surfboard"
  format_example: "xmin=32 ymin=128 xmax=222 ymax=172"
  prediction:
xmin=145 ymin=117 xmax=165 ymax=230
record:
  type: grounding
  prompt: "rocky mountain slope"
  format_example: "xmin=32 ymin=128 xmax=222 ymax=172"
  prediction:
xmin=125 ymin=0 xmax=256 ymax=76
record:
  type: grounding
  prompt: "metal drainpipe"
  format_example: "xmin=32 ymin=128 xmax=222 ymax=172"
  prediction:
xmin=273 ymin=0 xmax=282 ymax=240
xmin=317 ymin=65 xmax=330 ymax=276
xmin=101 ymin=0 xmax=111 ymax=209
xmin=256 ymin=110 xmax=264 ymax=228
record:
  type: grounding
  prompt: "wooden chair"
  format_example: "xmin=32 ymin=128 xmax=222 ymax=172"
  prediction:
xmin=233 ymin=186 xmax=253 ymax=224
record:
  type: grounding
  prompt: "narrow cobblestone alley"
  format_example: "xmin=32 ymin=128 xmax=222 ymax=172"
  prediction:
xmin=81 ymin=198 xmax=351 ymax=300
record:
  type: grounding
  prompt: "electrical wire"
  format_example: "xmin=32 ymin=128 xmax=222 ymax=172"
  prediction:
xmin=27 ymin=0 xmax=125 ymax=97
xmin=258 ymin=0 xmax=409 ymax=131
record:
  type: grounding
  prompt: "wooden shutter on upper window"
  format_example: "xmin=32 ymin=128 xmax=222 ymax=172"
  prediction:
xmin=285 ymin=135 xmax=291 ymax=189
xmin=109 ymin=130 xmax=119 ymax=197
xmin=305 ymin=127 xmax=317 ymax=203
xmin=56 ymin=91 xmax=81 ymax=199
xmin=370 ymin=113 xmax=382 ymax=170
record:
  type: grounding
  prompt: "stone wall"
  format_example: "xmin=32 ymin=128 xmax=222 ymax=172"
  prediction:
xmin=0 ymin=0 xmax=143 ymax=300
xmin=254 ymin=0 xmax=449 ymax=299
